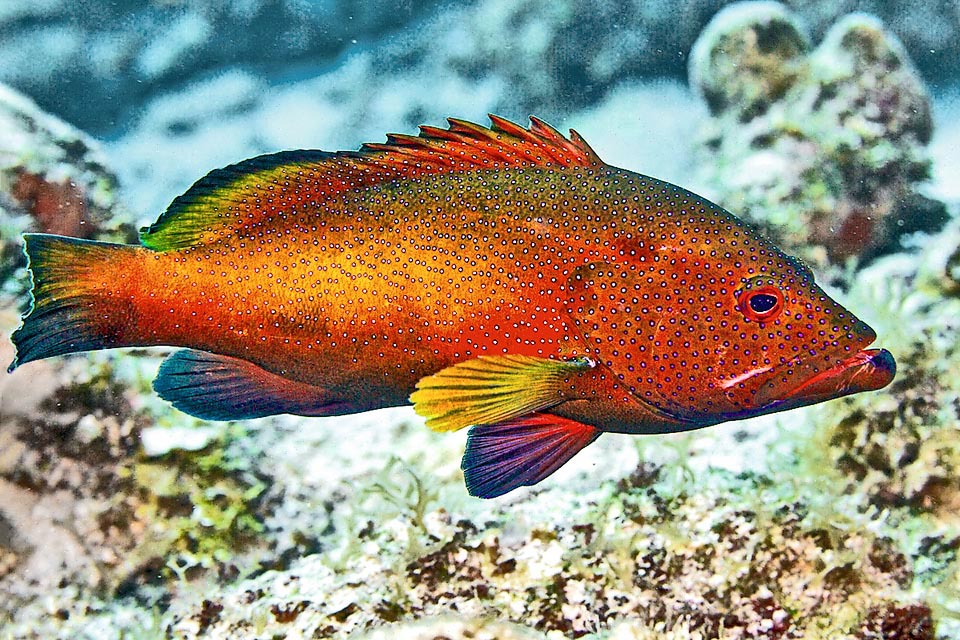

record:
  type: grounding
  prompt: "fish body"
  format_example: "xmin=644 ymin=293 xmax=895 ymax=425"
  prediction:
xmin=7 ymin=116 xmax=895 ymax=497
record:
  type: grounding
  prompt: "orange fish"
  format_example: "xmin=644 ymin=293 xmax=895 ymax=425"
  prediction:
xmin=7 ymin=116 xmax=895 ymax=497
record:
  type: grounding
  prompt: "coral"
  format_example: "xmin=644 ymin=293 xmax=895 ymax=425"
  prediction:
xmin=856 ymin=603 xmax=934 ymax=640
xmin=149 ymin=466 xmax=925 ymax=639
xmin=689 ymin=3 xmax=942 ymax=268
xmin=690 ymin=2 xmax=810 ymax=121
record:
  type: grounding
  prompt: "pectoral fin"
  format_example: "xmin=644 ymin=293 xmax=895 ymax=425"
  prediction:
xmin=462 ymin=413 xmax=601 ymax=498
xmin=409 ymin=354 xmax=595 ymax=432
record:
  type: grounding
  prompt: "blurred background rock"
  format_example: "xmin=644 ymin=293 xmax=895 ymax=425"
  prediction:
xmin=3 ymin=0 xmax=960 ymax=137
xmin=690 ymin=3 xmax=944 ymax=272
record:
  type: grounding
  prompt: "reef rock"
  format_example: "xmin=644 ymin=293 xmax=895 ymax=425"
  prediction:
xmin=690 ymin=2 xmax=943 ymax=268
xmin=0 ymin=82 xmax=134 ymax=296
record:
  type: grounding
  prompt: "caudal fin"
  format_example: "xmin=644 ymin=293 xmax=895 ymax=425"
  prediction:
xmin=8 ymin=233 xmax=137 ymax=372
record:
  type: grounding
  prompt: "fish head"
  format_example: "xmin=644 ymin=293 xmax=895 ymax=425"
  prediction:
xmin=632 ymin=241 xmax=899 ymax=425
xmin=567 ymin=195 xmax=895 ymax=428
xmin=603 ymin=252 xmax=896 ymax=426
xmin=672 ymin=260 xmax=896 ymax=424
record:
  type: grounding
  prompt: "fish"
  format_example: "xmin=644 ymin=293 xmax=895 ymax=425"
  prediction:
xmin=5 ymin=115 xmax=895 ymax=498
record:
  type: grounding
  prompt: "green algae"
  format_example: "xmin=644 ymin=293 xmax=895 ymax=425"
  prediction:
xmin=361 ymin=455 xmax=440 ymax=537
xmin=132 ymin=433 xmax=267 ymax=580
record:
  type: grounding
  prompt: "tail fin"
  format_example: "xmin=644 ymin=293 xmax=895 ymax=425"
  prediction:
xmin=8 ymin=234 xmax=138 ymax=372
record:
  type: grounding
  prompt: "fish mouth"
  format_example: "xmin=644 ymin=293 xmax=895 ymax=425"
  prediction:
xmin=760 ymin=347 xmax=896 ymax=413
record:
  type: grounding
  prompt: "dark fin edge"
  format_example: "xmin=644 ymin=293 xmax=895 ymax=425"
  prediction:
xmin=9 ymin=234 xmax=129 ymax=372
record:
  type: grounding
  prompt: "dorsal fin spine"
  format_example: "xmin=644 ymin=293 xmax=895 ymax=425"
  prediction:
xmin=139 ymin=116 xmax=603 ymax=252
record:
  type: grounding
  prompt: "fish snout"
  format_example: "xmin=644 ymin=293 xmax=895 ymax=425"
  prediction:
xmin=757 ymin=346 xmax=896 ymax=412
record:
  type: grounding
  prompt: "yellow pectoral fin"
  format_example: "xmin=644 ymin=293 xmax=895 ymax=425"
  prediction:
xmin=410 ymin=354 xmax=595 ymax=432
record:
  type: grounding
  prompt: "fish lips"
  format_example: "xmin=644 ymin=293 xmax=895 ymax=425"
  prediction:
xmin=757 ymin=346 xmax=896 ymax=414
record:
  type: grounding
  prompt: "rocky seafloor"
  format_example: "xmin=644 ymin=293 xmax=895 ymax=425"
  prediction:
xmin=1 ymin=1 xmax=960 ymax=638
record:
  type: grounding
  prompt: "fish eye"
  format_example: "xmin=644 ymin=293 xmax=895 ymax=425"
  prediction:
xmin=737 ymin=286 xmax=783 ymax=322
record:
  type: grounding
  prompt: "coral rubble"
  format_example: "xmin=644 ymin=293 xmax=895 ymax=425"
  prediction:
xmin=155 ymin=467 xmax=930 ymax=638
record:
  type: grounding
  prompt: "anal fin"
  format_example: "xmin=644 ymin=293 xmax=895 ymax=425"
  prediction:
xmin=153 ymin=350 xmax=351 ymax=421
xmin=462 ymin=413 xmax=601 ymax=499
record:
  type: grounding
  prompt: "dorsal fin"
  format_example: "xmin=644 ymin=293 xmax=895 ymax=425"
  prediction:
xmin=140 ymin=115 xmax=603 ymax=251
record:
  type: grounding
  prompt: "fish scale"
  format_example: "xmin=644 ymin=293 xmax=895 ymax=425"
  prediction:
xmin=6 ymin=116 xmax=895 ymax=498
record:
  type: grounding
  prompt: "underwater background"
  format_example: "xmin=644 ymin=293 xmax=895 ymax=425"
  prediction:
xmin=0 ymin=0 xmax=959 ymax=637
